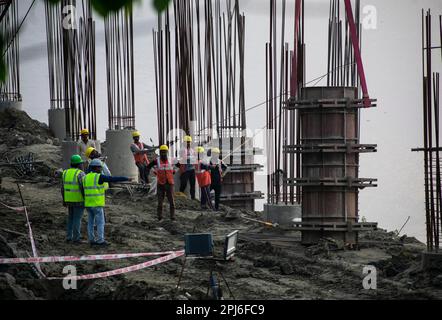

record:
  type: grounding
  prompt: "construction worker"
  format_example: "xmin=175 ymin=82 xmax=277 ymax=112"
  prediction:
xmin=209 ymin=148 xmax=227 ymax=211
xmin=61 ymin=155 xmax=86 ymax=244
xmin=85 ymin=147 xmax=111 ymax=176
xmin=83 ymin=159 xmax=131 ymax=246
xmin=130 ymin=131 xmax=151 ymax=184
xmin=195 ymin=147 xmax=212 ymax=210
xmin=179 ymin=135 xmax=197 ymax=200
xmin=147 ymin=145 xmax=176 ymax=221
xmin=78 ymin=129 xmax=96 ymax=162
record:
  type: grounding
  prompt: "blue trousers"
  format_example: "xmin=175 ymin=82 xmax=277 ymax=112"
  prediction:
xmin=66 ymin=206 xmax=84 ymax=242
xmin=86 ymin=207 xmax=105 ymax=244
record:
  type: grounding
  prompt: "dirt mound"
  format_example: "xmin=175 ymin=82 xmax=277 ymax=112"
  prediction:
xmin=0 ymin=109 xmax=56 ymax=147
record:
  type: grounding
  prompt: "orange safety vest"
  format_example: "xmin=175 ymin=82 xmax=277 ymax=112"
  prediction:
xmin=154 ymin=158 xmax=175 ymax=185
xmin=195 ymin=161 xmax=211 ymax=187
xmin=132 ymin=142 xmax=150 ymax=165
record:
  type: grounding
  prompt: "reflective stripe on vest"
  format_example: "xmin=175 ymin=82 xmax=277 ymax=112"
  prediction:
xmin=132 ymin=142 xmax=149 ymax=165
xmin=83 ymin=173 xmax=106 ymax=207
xmin=154 ymin=159 xmax=175 ymax=185
xmin=63 ymin=169 xmax=84 ymax=203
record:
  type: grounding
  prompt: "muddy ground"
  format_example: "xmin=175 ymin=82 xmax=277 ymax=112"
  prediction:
xmin=1 ymin=109 xmax=442 ymax=300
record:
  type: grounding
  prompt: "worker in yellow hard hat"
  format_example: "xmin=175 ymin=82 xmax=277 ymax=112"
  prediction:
xmin=147 ymin=145 xmax=177 ymax=221
xmin=178 ymin=135 xmax=197 ymax=200
xmin=130 ymin=131 xmax=155 ymax=184
xmin=78 ymin=128 xmax=96 ymax=162
xmin=209 ymin=147 xmax=227 ymax=211
xmin=85 ymin=147 xmax=111 ymax=176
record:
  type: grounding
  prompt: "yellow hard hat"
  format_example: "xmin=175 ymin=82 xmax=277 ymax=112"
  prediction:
xmin=159 ymin=145 xmax=169 ymax=151
xmin=132 ymin=131 xmax=141 ymax=138
xmin=211 ymin=147 xmax=220 ymax=154
xmin=184 ymin=135 xmax=192 ymax=142
xmin=196 ymin=146 xmax=205 ymax=154
xmin=85 ymin=147 xmax=96 ymax=158
xmin=80 ymin=129 xmax=89 ymax=135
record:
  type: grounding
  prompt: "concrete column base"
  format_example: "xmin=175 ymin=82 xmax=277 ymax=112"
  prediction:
xmin=0 ymin=100 xmax=22 ymax=112
xmin=62 ymin=141 xmax=80 ymax=170
xmin=48 ymin=109 xmax=66 ymax=140
xmin=422 ymin=251 xmax=442 ymax=271
xmin=264 ymin=203 xmax=302 ymax=226
xmin=105 ymin=130 xmax=138 ymax=181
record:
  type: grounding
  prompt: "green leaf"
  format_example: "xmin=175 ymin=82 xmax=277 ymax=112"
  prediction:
xmin=152 ymin=0 xmax=171 ymax=12
xmin=91 ymin=0 xmax=135 ymax=16
xmin=0 ymin=58 xmax=7 ymax=84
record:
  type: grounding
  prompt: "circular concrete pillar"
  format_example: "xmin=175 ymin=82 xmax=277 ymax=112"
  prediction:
xmin=105 ymin=130 xmax=138 ymax=181
xmin=62 ymin=141 xmax=80 ymax=170
xmin=48 ymin=109 xmax=66 ymax=140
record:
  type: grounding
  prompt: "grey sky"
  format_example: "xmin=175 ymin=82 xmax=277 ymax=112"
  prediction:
xmin=16 ymin=0 xmax=442 ymax=241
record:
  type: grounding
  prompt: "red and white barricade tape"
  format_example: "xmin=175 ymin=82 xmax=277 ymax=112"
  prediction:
xmin=0 ymin=250 xmax=184 ymax=265
xmin=0 ymin=201 xmax=26 ymax=212
xmin=47 ymin=250 xmax=185 ymax=281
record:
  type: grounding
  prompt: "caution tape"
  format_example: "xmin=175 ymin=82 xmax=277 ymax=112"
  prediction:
xmin=0 ymin=250 xmax=184 ymax=265
xmin=47 ymin=250 xmax=185 ymax=281
xmin=0 ymin=201 xmax=26 ymax=212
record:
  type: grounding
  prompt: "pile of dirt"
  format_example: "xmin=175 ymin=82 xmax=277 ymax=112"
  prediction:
xmin=0 ymin=109 xmax=61 ymax=179
xmin=0 ymin=109 xmax=57 ymax=148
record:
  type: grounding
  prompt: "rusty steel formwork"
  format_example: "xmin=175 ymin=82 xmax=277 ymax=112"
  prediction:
xmin=284 ymin=87 xmax=377 ymax=245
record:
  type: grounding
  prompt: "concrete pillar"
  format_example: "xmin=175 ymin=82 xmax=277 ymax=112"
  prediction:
xmin=48 ymin=109 xmax=66 ymax=141
xmin=62 ymin=141 xmax=80 ymax=170
xmin=0 ymin=100 xmax=22 ymax=112
xmin=105 ymin=130 xmax=138 ymax=181
xmin=264 ymin=203 xmax=302 ymax=226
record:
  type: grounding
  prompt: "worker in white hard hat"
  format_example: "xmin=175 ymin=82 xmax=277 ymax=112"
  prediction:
xmin=78 ymin=128 xmax=96 ymax=162
xmin=209 ymin=147 xmax=227 ymax=211
xmin=178 ymin=135 xmax=197 ymax=200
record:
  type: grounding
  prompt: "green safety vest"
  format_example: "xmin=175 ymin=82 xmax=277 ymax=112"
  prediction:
xmin=62 ymin=168 xmax=84 ymax=203
xmin=83 ymin=173 xmax=106 ymax=208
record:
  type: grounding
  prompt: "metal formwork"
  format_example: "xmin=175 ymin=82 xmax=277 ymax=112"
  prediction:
xmin=284 ymin=87 xmax=377 ymax=245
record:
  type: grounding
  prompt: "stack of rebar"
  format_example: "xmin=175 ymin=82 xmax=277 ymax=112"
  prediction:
xmin=327 ymin=0 xmax=361 ymax=88
xmin=154 ymin=0 xmax=246 ymax=148
xmin=266 ymin=0 xmax=304 ymax=205
xmin=45 ymin=0 xmax=97 ymax=140
xmin=154 ymin=0 xmax=262 ymax=210
xmin=104 ymin=6 xmax=135 ymax=131
xmin=413 ymin=10 xmax=442 ymax=252
xmin=0 ymin=0 xmax=20 ymax=102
